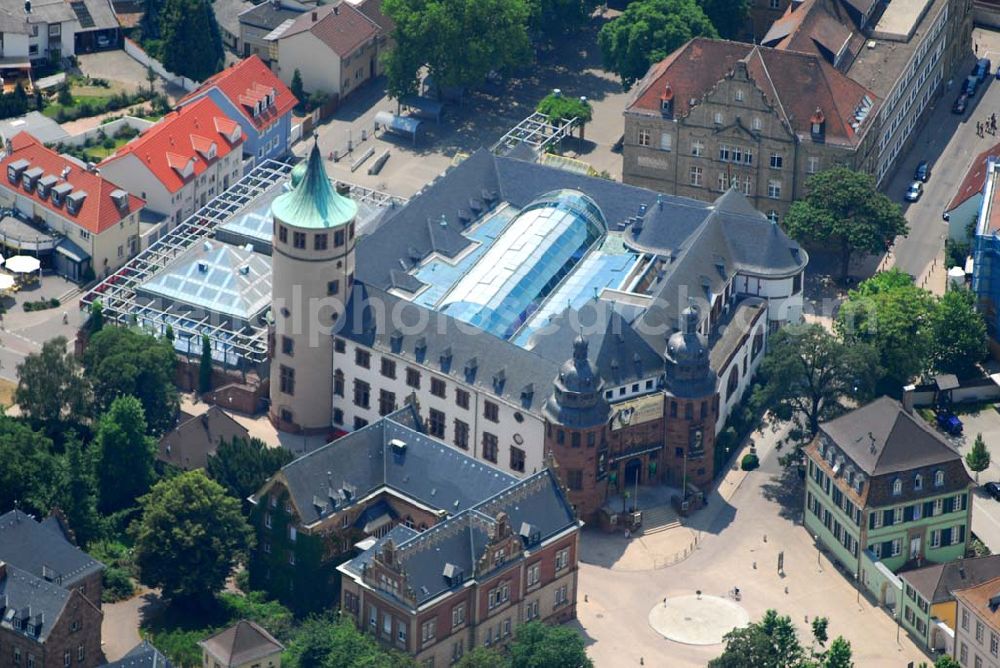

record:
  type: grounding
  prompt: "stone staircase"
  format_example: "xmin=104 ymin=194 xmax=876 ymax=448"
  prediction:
xmin=639 ymin=504 xmax=681 ymax=535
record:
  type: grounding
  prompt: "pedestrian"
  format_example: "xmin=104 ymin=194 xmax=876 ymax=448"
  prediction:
xmin=977 ymin=122 xmax=982 ymax=137
xmin=625 ymin=529 xmax=631 ymax=539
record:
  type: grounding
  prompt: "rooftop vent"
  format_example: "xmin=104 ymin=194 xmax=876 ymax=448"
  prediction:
xmin=442 ymin=562 xmax=464 ymax=585
xmin=390 ymin=438 xmax=406 ymax=454
xmin=197 ymin=261 xmax=209 ymax=273
xmin=238 ymin=264 xmax=250 ymax=275
xmin=519 ymin=522 xmax=541 ymax=546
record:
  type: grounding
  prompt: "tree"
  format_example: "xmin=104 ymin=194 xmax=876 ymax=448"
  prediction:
xmin=755 ymin=324 xmax=879 ymax=438
xmin=0 ymin=416 xmax=59 ymax=515
xmin=925 ymin=657 xmax=962 ymax=668
xmin=509 ymin=622 xmax=593 ymax=668
xmin=835 ymin=269 xmax=936 ymax=393
xmin=83 ymin=327 xmax=179 ymax=435
xmin=527 ymin=0 xmax=598 ymax=37
xmin=199 ymin=334 xmax=213 ymax=394
xmin=132 ymin=470 xmax=253 ymax=606
xmin=698 ymin=0 xmax=749 ymax=39
xmin=88 ymin=300 xmax=104 ymax=334
xmin=146 ymin=66 xmax=158 ymax=96
xmin=967 ymin=433 xmax=991 ymax=483
xmin=931 ymin=288 xmax=987 ymax=378
xmin=598 ymin=0 xmax=717 ymax=88
xmin=159 ymin=0 xmax=224 ymax=82
xmin=709 ymin=609 xmax=804 ymax=668
xmin=206 ymin=436 xmax=294 ymax=501
xmin=383 ymin=0 xmax=532 ymax=99
xmin=55 ymin=432 xmax=101 ymax=546
xmin=456 ymin=647 xmax=508 ymax=668
xmin=783 ymin=167 xmax=908 ymax=280
xmin=290 ymin=69 xmax=305 ymax=109
xmin=536 ymin=92 xmax=593 ymax=140
xmin=811 ymin=616 xmax=828 ymax=647
xmin=92 ymin=396 xmax=158 ymax=513
xmin=821 ymin=637 xmax=853 ymax=668
xmin=58 ymin=82 xmax=73 ymax=106
xmin=15 ymin=337 xmax=91 ymax=431
xmin=284 ymin=615 xmax=413 ymax=668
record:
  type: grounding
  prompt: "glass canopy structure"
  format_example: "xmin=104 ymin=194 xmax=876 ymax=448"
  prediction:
xmin=439 ymin=190 xmax=607 ymax=339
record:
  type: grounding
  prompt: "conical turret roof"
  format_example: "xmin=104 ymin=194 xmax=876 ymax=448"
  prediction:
xmin=271 ymin=142 xmax=357 ymax=229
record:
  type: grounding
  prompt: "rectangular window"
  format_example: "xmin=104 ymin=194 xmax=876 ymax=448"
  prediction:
xmin=894 ymin=507 xmax=903 ymax=525
xmin=334 ymin=229 xmax=346 ymax=246
xmin=335 ymin=338 xmax=346 ymax=353
xmin=314 ymin=233 xmax=328 ymax=250
xmin=293 ymin=231 xmax=306 ymax=249
xmin=556 ymin=547 xmax=570 ymax=570
xmin=567 ymin=469 xmax=583 ymax=490
xmin=964 ymin=609 xmax=970 ymax=630
xmin=452 ymin=603 xmax=466 ymax=628
xmin=281 ymin=336 xmax=294 ymax=356
xmin=483 ymin=432 xmax=498 ymax=463
xmin=689 ymin=166 xmax=703 ymax=187
xmin=428 ymin=408 xmax=446 ymax=438
xmin=659 ymin=132 xmax=672 ymax=151
xmin=767 ymin=180 xmax=782 ymax=199
xmin=977 ymin=621 xmax=985 ymax=643
xmin=279 ymin=365 xmax=295 ymax=395
xmin=381 ymin=357 xmax=396 ymax=379
xmin=279 ymin=226 xmax=288 ymax=243
xmin=484 ymin=400 xmax=499 ymax=422
xmin=527 ymin=563 xmax=540 ymax=586
xmin=421 ymin=619 xmax=437 ymax=643
xmin=691 ymin=140 xmax=704 ymax=157
xmin=991 ymin=632 xmax=998 ymax=656
xmin=431 ymin=377 xmax=446 ymax=398
xmin=934 ymin=498 xmax=943 ymax=516
xmin=327 ymin=279 xmax=339 ymax=296
xmin=355 ymin=348 xmax=371 ymax=368
xmin=379 ymin=389 xmax=396 ymax=416
xmin=454 ymin=419 xmax=470 ymax=449
xmin=931 ymin=529 xmax=941 ymax=548
xmin=510 ymin=446 xmax=526 ymax=472
xmin=353 ymin=380 xmax=371 ymax=409
xmin=719 ymin=144 xmax=730 ymax=161
xmin=637 ymin=129 xmax=651 ymax=146
xmin=891 ymin=538 xmax=902 ymax=557
xmin=454 ymin=388 xmax=471 ymax=409
xmin=770 ymin=153 xmax=783 ymax=169
xmin=406 ymin=368 xmax=421 ymax=389
xmin=808 ymin=156 xmax=820 ymax=174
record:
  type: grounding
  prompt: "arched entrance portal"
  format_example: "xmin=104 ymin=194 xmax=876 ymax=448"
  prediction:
xmin=624 ymin=458 xmax=642 ymax=487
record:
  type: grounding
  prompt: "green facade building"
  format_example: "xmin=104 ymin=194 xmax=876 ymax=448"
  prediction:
xmin=803 ymin=397 xmax=973 ymax=593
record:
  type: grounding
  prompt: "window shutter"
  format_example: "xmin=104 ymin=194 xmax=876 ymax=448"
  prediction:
xmin=942 ymin=528 xmax=953 ymax=545
xmin=924 ymin=502 xmax=934 ymax=517
xmin=904 ymin=506 xmax=914 ymax=522
xmin=869 ymin=512 xmax=876 ymax=530
xmin=884 ymin=509 xmax=894 ymax=527
xmin=959 ymin=525 xmax=966 ymax=544
xmin=882 ymin=540 xmax=893 ymax=556
xmin=944 ymin=497 xmax=954 ymax=513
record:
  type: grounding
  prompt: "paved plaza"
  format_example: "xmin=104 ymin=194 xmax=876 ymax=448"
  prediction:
xmin=648 ymin=595 xmax=750 ymax=646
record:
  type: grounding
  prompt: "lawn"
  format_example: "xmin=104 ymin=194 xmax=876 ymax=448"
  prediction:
xmin=81 ymin=136 xmax=131 ymax=160
xmin=0 ymin=378 xmax=14 ymax=410
xmin=42 ymin=94 xmax=115 ymax=119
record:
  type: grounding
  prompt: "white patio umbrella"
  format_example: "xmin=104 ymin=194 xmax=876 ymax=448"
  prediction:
xmin=5 ymin=255 xmax=40 ymax=274
xmin=0 ymin=275 xmax=13 ymax=291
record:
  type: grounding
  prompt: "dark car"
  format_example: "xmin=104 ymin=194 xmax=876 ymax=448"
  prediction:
xmin=964 ymin=75 xmax=980 ymax=96
xmin=936 ymin=410 xmax=964 ymax=435
xmin=985 ymin=482 xmax=1000 ymax=501
xmin=954 ymin=94 xmax=970 ymax=114
xmin=975 ymin=58 xmax=992 ymax=82
xmin=914 ymin=160 xmax=931 ymax=182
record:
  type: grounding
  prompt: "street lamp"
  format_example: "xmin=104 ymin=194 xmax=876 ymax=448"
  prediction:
xmin=814 ymin=535 xmax=822 ymax=571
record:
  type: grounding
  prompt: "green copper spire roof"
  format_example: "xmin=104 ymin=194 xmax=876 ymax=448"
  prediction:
xmin=271 ymin=143 xmax=357 ymax=229
xmin=289 ymin=160 xmax=307 ymax=188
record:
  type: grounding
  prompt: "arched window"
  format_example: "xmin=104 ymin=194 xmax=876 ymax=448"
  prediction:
xmin=934 ymin=470 xmax=945 ymax=487
xmin=892 ymin=478 xmax=902 ymax=496
xmin=726 ymin=367 xmax=739 ymax=401
xmin=914 ymin=474 xmax=923 ymax=490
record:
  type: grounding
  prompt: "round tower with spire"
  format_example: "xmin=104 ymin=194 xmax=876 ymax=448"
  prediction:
xmin=269 ymin=143 xmax=357 ymax=433
xmin=543 ymin=336 xmax=612 ymax=521
xmin=663 ymin=304 xmax=719 ymax=491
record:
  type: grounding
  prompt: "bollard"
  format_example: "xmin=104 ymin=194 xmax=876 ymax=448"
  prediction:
xmin=763 ymin=534 xmax=767 ymax=543
xmin=753 ymin=561 xmax=757 ymax=570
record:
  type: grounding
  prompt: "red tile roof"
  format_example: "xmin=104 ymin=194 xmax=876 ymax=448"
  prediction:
xmin=179 ymin=55 xmax=298 ymax=131
xmin=948 ymin=142 xmax=1000 ymax=211
xmin=278 ymin=4 xmax=378 ymax=57
xmin=102 ymin=97 xmax=244 ymax=194
xmin=626 ymin=38 xmax=878 ymax=147
xmin=0 ymin=132 xmax=144 ymax=235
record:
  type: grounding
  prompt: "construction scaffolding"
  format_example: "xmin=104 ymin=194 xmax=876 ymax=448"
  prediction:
xmin=81 ymin=160 xmax=295 ymax=368
xmin=492 ymin=111 xmax=578 ymax=157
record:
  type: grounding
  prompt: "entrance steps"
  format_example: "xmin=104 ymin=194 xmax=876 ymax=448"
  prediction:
xmin=639 ymin=504 xmax=681 ymax=535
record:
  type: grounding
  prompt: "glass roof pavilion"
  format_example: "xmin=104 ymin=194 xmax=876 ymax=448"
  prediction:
xmin=439 ymin=190 xmax=606 ymax=339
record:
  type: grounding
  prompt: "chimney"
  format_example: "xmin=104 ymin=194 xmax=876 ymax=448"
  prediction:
xmin=311 ymin=10 xmax=317 ymax=21
xmin=333 ymin=5 xmax=339 ymax=14
xmin=902 ymin=384 xmax=916 ymax=414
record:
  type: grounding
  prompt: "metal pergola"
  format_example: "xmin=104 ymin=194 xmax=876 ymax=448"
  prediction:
xmin=492 ymin=111 xmax=578 ymax=157
xmin=81 ymin=160 xmax=294 ymax=366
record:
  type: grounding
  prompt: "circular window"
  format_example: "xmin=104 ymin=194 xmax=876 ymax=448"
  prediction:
xmin=514 ymin=411 xmax=524 ymax=423
xmin=513 ymin=433 xmax=524 ymax=445
xmin=280 ymin=307 xmax=290 ymax=318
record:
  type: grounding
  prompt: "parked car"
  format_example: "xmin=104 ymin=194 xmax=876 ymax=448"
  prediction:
xmin=936 ymin=409 xmax=963 ymax=435
xmin=975 ymin=58 xmax=992 ymax=82
xmin=964 ymin=75 xmax=980 ymax=96
xmin=953 ymin=94 xmax=970 ymax=114
xmin=914 ymin=160 xmax=931 ymax=182
xmin=905 ymin=181 xmax=923 ymax=202
xmin=984 ymin=482 xmax=1000 ymax=500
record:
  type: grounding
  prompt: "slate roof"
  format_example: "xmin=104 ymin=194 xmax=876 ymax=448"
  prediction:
xmin=0 ymin=510 xmax=104 ymax=588
xmin=341 ymin=468 xmax=576 ymax=607
xmin=273 ymin=3 xmax=378 ymax=56
xmin=104 ymin=641 xmax=173 ymax=668
xmin=179 ymin=55 xmax=298 ymax=131
xmin=903 ymin=556 xmax=1000 ymax=605
xmin=819 ymin=397 xmax=963 ymax=477
xmin=157 ymin=406 xmax=250 ymax=470
xmin=238 ymin=0 xmax=308 ymax=30
xmin=268 ymin=405 xmax=520 ymax=526
xmin=0 ymin=132 xmax=144 ymax=234
xmin=626 ymin=38 xmax=878 ymax=147
xmin=0 ymin=562 xmax=72 ymax=642
xmin=198 ymin=620 xmax=284 ymax=666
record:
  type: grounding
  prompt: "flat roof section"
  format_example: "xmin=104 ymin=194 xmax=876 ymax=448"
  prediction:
xmin=873 ymin=0 xmax=933 ymax=41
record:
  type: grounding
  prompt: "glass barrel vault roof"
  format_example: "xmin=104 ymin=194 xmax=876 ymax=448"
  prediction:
xmin=439 ymin=189 xmax=607 ymax=339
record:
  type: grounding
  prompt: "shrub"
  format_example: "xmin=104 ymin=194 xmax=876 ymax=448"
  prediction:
xmin=103 ymin=566 xmax=135 ymax=602
xmin=102 ymin=136 xmax=116 ymax=150
xmin=741 ymin=453 xmax=760 ymax=471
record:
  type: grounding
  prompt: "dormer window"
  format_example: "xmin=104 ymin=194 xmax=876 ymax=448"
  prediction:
xmin=660 ymin=83 xmax=674 ymax=118
xmin=935 ymin=470 xmax=945 ymax=487
xmin=892 ymin=478 xmax=902 ymax=496
xmin=810 ymin=108 xmax=826 ymax=142
xmin=914 ymin=474 xmax=923 ymax=491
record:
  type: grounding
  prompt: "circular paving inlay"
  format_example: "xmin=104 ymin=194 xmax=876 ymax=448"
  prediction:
xmin=648 ymin=594 xmax=751 ymax=646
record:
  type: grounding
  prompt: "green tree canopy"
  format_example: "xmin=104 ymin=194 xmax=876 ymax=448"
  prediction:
xmin=527 ymin=0 xmax=598 ymax=36
xmin=754 ymin=324 xmax=879 ymax=438
xmin=83 ymin=326 xmax=179 ymax=435
xmin=15 ymin=336 xmax=91 ymax=432
xmin=783 ymin=167 xmax=908 ymax=280
xmin=132 ymin=470 xmax=253 ymax=606
xmin=290 ymin=69 xmax=305 ymax=108
xmin=931 ymin=288 xmax=987 ymax=378
xmin=709 ymin=609 xmax=805 ymax=668
xmin=598 ymin=0 xmax=717 ymax=88
xmin=383 ymin=0 xmax=532 ymax=98
xmin=967 ymin=433 xmax=991 ymax=483
xmin=821 ymin=637 xmax=853 ymax=668
xmin=536 ymin=92 xmax=593 ymax=124
xmin=54 ymin=432 xmax=101 ymax=546
xmin=284 ymin=615 xmax=415 ymax=668
xmin=159 ymin=0 xmax=224 ymax=82
xmin=92 ymin=395 xmax=158 ymax=513
xmin=835 ymin=269 xmax=936 ymax=392
xmin=456 ymin=647 xmax=509 ymax=668
xmin=698 ymin=0 xmax=749 ymax=39
xmin=206 ymin=436 xmax=294 ymax=501
xmin=0 ymin=416 xmax=59 ymax=515
xmin=509 ymin=621 xmax=593 ymax=668
xmin=199 ymin=333 xmax=213 ymax=394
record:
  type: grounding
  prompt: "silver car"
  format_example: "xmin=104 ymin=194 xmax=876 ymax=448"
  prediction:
xmin=905 ymin=181 xmax=923 ymax=202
